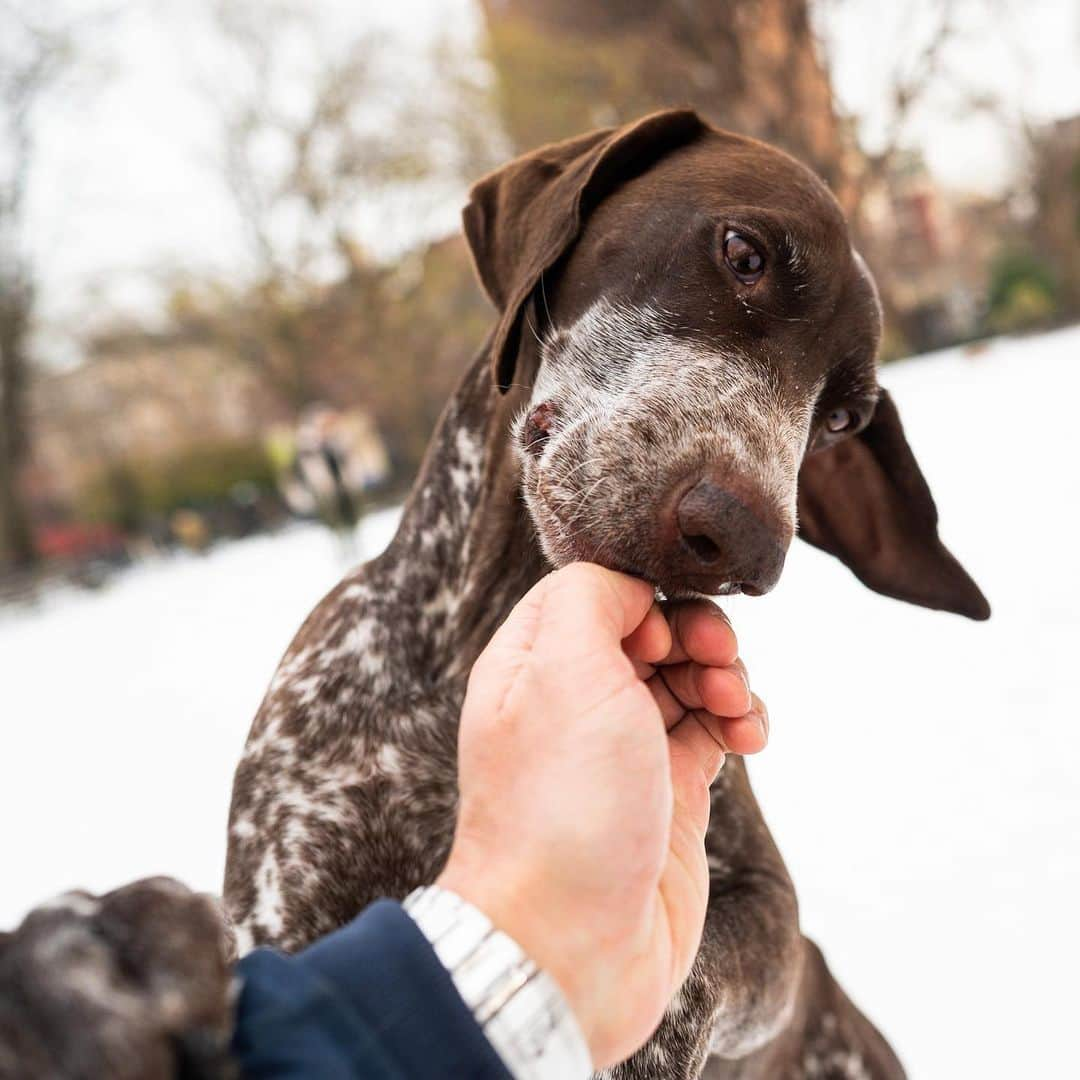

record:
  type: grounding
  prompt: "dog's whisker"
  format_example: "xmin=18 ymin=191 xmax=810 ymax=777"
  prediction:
xmin=557 ymin=474 xmax=608 ymax=531
xmin=539 ymin=271 xmax=554 ymax=333
xmin=739 ymin=298 xmax=809 ymax=323
xmin=523 ymin=308 xmax=544 ymax=346
xmin=553 ymin=454 xmax=606 ymax=488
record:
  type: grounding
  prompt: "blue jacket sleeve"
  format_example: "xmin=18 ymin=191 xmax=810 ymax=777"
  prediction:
xmin=232 ymin=899 xmax=513 ymax=1080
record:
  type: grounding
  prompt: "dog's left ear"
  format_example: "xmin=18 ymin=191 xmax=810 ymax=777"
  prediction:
xmin=463 ymin=109 xmax=705 ymax=391
xmin=797 ymin=389 xmax=990 ymax=620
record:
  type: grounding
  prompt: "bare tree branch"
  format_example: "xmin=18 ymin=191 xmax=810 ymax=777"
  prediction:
xmin=187 ymin=0 xmax=501 ymax=410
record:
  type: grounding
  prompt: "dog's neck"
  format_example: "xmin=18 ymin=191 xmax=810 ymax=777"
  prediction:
xmin=375 ymin=340 xmax=548 ymax=683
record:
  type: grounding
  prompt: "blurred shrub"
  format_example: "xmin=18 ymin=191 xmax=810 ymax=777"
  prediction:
xmin=361 ymin=238 xmax=493 ymax=477
xmin=986 ymin=250 xmax=1059 ymax=333
xmin=877 ymin=322 xmax=912 ymax=363
xmin=79 ymin=441 xmax=276 ymax=528
xmin=165 ymin=234 xmax=492 ymax=493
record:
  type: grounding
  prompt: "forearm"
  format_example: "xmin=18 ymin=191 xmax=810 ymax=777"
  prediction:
xmin=234 ymin=899 xmax=513 ymax=1079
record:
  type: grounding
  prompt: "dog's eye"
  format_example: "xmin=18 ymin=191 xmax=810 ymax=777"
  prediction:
xmin=722 ymin=230 xmax=765 ymax=284
xmin=826 ymin=408 xmax=855 ymax=433
xmin=811 ymin=407 xmax=862 ymax=451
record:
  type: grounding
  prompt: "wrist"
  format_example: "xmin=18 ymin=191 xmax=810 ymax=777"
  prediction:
xmin=436 ymin=862 xmax=602 ymax=1058
xmin=406 ymin=882 xmax=592 ymax=1079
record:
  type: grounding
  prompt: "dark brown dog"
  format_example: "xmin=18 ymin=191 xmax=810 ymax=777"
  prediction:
xmin=224 ymin=110 xmax=988 ymax=1079
xmin=0 ymin=879 xmax=235 ymax=1079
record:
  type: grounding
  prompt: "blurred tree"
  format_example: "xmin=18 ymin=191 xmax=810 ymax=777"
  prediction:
xmin=479 ymin=0 xmax=849 ymax=195
xmin=311 ymin=237 xmax=495 ymax=477
xmin=0 ymin=5 xmax=79 ymax=569
xmin=0 ymin=271 xmax=34 ymax=569
xmin=188 ymin=0 xmax=500 ymax=415
xmin=1027 ymin=115 xmax=1080 ymax=320
xmin=835 ymin=0 xmax=961 ymax=215
xmin=986 ymin=249 xmax=1058 ymax=333
xmin=479 ymin=0 xmax=1014 ymax=357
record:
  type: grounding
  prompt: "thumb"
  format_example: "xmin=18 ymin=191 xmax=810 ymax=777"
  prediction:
xmin=532 ymin=563 xmax=656 ymax=661
xmin=478 ymin=563 xmax=655 ymax=667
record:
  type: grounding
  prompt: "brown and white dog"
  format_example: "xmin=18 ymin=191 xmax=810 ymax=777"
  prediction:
xmin=224 ymin=110 xmax=989 ymax=1079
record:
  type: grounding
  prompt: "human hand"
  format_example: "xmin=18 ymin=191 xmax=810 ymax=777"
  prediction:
xmin=438 ymin=562 xmax=768 ymax=1068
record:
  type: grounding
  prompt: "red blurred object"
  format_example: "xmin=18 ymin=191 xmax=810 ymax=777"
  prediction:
xmin=34 ymin=521 xmax=127 ymax=562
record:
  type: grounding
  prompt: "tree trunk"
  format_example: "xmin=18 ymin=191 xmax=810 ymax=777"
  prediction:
xmin=479 ymin=0 xmax=851 ymax=203
xmin=0 ymin=273 xmax=36 ymax=569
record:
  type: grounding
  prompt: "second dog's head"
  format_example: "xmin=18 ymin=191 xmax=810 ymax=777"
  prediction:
xmin=464 ymin=110 xmax=988 ymax=619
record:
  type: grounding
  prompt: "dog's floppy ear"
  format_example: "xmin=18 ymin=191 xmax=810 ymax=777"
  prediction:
xmin=463 ymin=109 xmax=705 ymax=391
xmin=797 ymin=389 xmax=990 ymax=620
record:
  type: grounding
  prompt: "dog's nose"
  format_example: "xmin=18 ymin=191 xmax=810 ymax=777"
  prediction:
xmin=674 ymin=479 xmax=786 ymax=595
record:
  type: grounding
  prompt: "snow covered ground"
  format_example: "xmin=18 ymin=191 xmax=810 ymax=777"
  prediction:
xmin=2 ymin=326 xmax=1078 ymax=1077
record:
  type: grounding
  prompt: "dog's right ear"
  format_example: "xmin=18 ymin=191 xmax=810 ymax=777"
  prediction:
xmin=797 ymin=389 xmax=991 ymax=620
xmin=463 ymin=109 xmax=705 ymax=392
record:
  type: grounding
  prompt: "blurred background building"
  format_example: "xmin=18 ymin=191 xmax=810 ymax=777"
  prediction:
xmin=1 ymin=0 xmax=1077 ymax=585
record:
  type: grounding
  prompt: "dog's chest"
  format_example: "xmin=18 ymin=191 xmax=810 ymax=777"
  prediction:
xmin=225 ymin=564 xmax=484 ymax=948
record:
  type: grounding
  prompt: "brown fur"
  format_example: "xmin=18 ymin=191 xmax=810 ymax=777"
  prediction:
xmin=0 ymin=879 xmax=234 ymax=1079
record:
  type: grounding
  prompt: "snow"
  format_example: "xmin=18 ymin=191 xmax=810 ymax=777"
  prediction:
xmin=2 ymin=327 xmax=1078 ymax=1077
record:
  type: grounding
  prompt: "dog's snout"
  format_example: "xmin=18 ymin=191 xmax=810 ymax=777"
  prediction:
xmin=674 ymin=479 xmax=786 ymax=595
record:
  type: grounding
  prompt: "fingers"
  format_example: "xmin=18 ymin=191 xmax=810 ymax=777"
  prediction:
xmin=661 ymin=681 xmax=768 ymax=755
xmin=659 ymin=658 xmax=750 ymax=717
xmin=480 ymin=564 xmax=770 ymax=758
xmin=567 ymin=581 xmax=767 ymax=755
xmin=702 ymin=692 xmax=769 ymax=757
xmin=649 ymin=661 xmax=765 ymax=753
xmin=667 ymin=694 xmax=770 ymax=839
xmin=669 ymin=712 xmax=727 ymax=783
xmin=661 ymin=601 xmax=738 ymax=668
xmin=646 ymin=669 xmax=688 ymax=728
xmin=667 ymin=713 xmax=727 ymax=835
xmin=645 ymin=602 xmax=765 ymax=752
xmin=623 ymin=602 xmax=672 ymax=666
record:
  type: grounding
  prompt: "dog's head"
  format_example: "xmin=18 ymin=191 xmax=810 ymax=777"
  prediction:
xmin=464 ymin=109 xmax=989 ymax=619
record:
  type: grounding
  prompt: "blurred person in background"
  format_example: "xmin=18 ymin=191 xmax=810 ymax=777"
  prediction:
xmin=271 ymin=405 xmax=390 ymax=561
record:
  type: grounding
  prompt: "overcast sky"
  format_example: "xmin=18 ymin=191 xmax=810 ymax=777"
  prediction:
xmin=18 ymin=0 xmax=1080 ymax=360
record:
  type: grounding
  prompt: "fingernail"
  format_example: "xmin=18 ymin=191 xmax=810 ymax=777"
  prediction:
xmin=755 ymin=714 xmax=768 ymax=745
